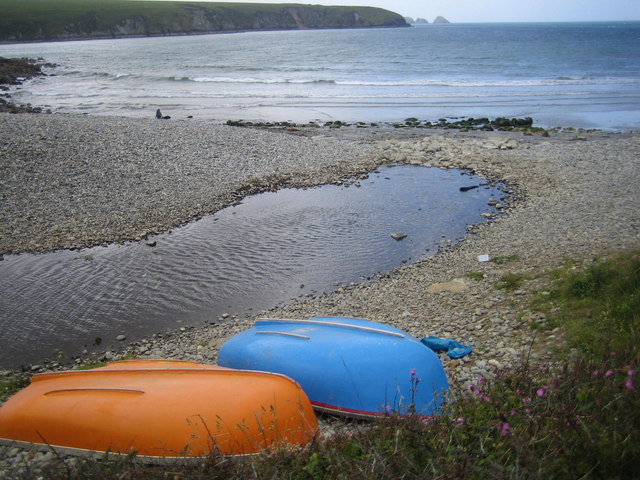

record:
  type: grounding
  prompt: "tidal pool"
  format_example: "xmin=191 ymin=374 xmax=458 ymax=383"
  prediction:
xmin=0 ymin=165 xmax=506 ymax=368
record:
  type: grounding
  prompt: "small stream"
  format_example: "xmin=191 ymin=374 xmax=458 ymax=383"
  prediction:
xmin=0 ymin=165 xmax=506 ymax=369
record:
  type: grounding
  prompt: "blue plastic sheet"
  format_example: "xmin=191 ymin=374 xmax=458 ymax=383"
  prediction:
xmin=420 ymin=336 xmax=473 ymax=359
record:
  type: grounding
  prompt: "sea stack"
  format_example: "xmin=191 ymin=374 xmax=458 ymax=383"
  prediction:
xmin=433 ymin=16 xmax=450 ymax=24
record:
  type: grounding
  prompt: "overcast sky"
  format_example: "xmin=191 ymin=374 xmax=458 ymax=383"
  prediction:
xmin=203 ymin=0 xmax=640 ymax=23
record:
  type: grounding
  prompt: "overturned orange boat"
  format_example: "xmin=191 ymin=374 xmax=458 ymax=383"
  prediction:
xmin=0 ymin=360 xmax=318 ymax=460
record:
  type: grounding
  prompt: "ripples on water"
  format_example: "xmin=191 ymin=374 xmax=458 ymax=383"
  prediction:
xmin=0 ymin=165 xmax=505 ymax=368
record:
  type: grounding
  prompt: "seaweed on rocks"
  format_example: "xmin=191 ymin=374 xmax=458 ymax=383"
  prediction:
xmin=224 ymin=117 xmax=549 ymax=136
xmin=0 ymin=56 xmax=53 ymax=113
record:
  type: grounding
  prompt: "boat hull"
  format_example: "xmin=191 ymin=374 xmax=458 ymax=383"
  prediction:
xmin=0 ymin=360 xmax=318 ymax=459
xmin=218 ymin=317 xmax=449 ymax=418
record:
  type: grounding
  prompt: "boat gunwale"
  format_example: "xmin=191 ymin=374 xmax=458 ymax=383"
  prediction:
xmin=0 ymin=437 xmax=258 ymax=463
xmin=256 ymin=318 xmax=406 ymax=338
xmin=29 ymin=367 xmax=302 ymax=386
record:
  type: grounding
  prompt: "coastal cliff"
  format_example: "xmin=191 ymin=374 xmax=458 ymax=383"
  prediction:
xmin=0 ymin=0 xmax=408 ymax=42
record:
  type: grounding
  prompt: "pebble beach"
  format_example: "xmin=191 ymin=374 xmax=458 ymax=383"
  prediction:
xmin=1 ymin=112 xmax=639 ymax=474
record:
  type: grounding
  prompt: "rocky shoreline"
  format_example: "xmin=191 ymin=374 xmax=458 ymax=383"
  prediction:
xmin=1 ymin=112 xmax=639 ymax=475
xmin=0 ymin=57 xmax=51 ymax=114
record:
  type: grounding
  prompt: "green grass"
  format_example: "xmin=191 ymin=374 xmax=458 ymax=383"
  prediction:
xmin=497 ymin=272 xmax=527 ymax=291
xmin=0 ymin=375 xmax=30 ymax=399
xmin=463 ymin=271 xmax=486 ymax=281
xmin=7 ymin=249 xmax=640 ymax=479
xmin=491 ymin=254 xmax=521 ymax=265
xmin=538 ymin=250 xmax=640 ymax=360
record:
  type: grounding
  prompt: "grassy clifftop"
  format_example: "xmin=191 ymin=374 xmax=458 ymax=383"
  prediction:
xmin=0 ymin=0 xmax=408 ymax=42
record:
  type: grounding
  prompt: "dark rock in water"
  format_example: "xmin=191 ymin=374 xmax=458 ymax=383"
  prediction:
xmin=460 ymin=185 xmax=479 ymax=192
xmin=391 ymin=232 xmax=407 ymax=241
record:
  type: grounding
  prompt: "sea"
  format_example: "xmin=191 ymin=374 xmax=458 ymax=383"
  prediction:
xmin=1 ymin=21 xmax=640 ymax=130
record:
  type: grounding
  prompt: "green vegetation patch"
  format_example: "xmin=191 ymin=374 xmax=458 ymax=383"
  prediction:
xmin=491 ymin=254 xmax=521 ymax=265
xmin=0 ymin=0 xmax=406 ymax=42
xmin=535 ymin=250 xmax=640 ymax=360
xmin=496 ymin=272 xmax=527 ymax=291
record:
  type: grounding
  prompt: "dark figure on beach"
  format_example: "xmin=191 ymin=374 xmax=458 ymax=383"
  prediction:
xmin=155 ymin=109 xmax=162 ymax=119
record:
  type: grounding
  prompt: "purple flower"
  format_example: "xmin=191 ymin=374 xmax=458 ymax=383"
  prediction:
xmin=410 ymin=368 xmax=416 ymax=375
xmin=593 ymin=370 xmax=600 ymax=376
xmin=537 ymin=388 xmax=545 ymax=397
xmin=605 ymin=370 xmax=614 ymax=377
xmin=500 ymin=422 xmax=510 ymax=436
xmin=626 ymin=379 xmax=634 ymax=390
xmin=628 ymin=369 xmax=636 ymax=376
xmin=455 ymin=417 xmax=465 ymax=423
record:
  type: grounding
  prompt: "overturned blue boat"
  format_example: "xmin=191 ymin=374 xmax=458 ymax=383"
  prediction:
xmin=218 ymin=317 xmax=449 ymax=418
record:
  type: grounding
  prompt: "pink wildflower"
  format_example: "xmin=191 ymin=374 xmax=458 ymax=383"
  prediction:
xmin=525 ymin=408 xmax=533 ymax=414
xmin=410 ymin=368 xmax=416 ymax=375
xmin=500 ymin=422 xmax=510 ymax=436
xmin=610 ymin=351 xmax=617 ymax=356
xmin=605 ymin=370 xmax=614 ymax=377
xmin=628 ymin=369 xmax=636 ymax=376
xmin=522 ymin=397 xmax=532 ymax=403
xmin=593 ymin=370 xmax=600 ymax=376
xmin=626 ymin=379 xmax=634 ymax=390
xmin=537 ymin=388 xmax=545 ymax=397
xmin=455 ymin=417 xmax=465 ymax=423
xmin=482 ymin=396 xmax=491 ymax=404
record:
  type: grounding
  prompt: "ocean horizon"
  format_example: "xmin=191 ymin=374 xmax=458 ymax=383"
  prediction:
xmin=1 ymin=21 xmax=639 ymax=130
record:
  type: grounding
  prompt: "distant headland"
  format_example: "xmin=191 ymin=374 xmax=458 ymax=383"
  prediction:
xmin=0 ymin=0 xmax=408 ymax=43
xmin=404 ymin=16 xmax=451 ymax=25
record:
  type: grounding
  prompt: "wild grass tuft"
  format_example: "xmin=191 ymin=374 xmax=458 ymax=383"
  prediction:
xmin=497 ymin=272 xmax=527 ymax=291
